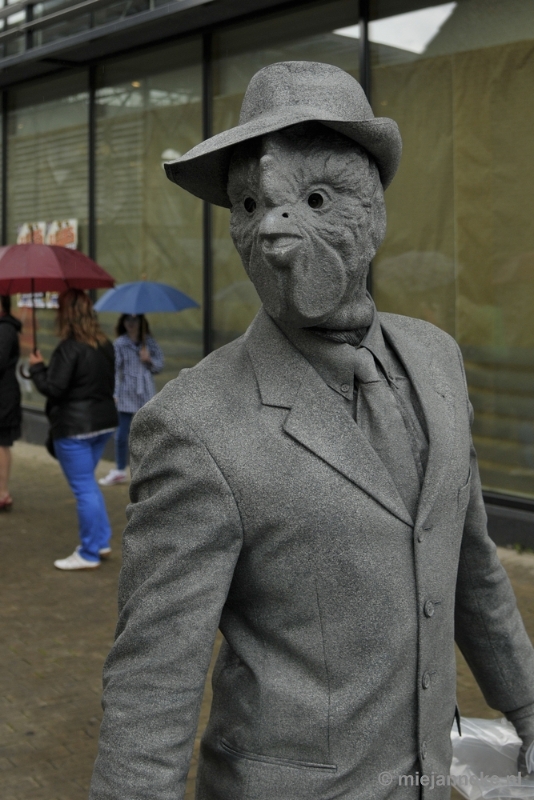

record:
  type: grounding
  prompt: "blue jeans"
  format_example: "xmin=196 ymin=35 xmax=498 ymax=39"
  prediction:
xmin=115 ymin=412 xmax=134 ymax=470
xmin=54 ymin=432 xmax=114 ymax=562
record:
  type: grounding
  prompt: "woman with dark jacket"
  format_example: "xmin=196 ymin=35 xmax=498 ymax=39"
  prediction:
xmin=29 ymin=289 xmax=118 ymax=571
xmin=0 ymin=295 xmax=22 ymax=511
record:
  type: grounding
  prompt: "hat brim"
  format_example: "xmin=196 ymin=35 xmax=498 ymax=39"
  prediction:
xmin=164 ymin=108 xmax=402 ymax=208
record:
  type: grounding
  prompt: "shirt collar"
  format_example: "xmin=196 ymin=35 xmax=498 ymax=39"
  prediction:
xmin=121 ymin=334 xmax=140 ymax=349
xmin=360 ymin=304 xmax=390 ymax=376
xmin=276 ymin=297 xmax=388 ymax=401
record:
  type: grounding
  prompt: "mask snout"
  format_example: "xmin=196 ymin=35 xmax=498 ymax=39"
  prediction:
xmin=258 ymin=206 xmax=302 ymax=265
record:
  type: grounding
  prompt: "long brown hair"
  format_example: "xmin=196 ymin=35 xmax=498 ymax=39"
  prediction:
xmin=57 ymin=289 xmax=107 ymax=348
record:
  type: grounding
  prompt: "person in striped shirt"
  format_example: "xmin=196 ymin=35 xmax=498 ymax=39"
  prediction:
xmin=99 ymin=314 xmax=164 ymax=486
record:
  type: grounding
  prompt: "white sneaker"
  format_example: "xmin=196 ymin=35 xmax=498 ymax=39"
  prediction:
xmin=98 ymin=469 xmax=127 ymax=486
xmin=54 ymin=550 xmax=100 ymax=570
xmin=99 ymin=547 xmax=112 ymax=558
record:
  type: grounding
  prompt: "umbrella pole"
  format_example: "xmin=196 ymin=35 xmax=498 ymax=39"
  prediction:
xmin=18 ymin=279 xmax=36 ymax=380
xmin=32 ymin=278 xmax=37 ymax=353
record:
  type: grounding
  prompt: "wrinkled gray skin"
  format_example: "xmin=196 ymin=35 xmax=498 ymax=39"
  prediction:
xmin=228 ymin=122 xmax=386 ymax=331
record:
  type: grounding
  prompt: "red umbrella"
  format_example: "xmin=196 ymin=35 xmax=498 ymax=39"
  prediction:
xmin=0 ymin=244 xmax=115 ymax=351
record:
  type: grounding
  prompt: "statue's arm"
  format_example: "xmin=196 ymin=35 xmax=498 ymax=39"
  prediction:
xmin=89 ymin=393 xmax=243 ymax=800
xmin=455 ymin=346 xmax=534 ymax=713
xmin=454 ymin=444 xmax=534 ymax=713
xmin=453 ymin=340 xmax=534 ymax=766
xmin=454 ymin=448 xmax=534 ymax=771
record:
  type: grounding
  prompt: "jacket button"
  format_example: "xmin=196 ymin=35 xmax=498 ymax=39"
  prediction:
xmin=420 ymin=741 xmax=427 ymax=759
xmin=341 ymin=383 xmax=350 ymax=393
xmin=422 ymin=671 xmax=431 ymax=689
xmin=424 ymin=600 xmax=435 ymax=618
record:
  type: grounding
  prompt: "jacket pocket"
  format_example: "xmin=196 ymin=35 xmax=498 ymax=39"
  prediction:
xmin=457 ymin=470 xmax=471 ymax=515
xmin=220 ymin=739 xmax=337 ymax=772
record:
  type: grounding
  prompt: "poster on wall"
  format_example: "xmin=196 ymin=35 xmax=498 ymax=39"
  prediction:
xmin=16 ymin=221 xmax=47 ymax=245
xmin=16 ymin=218 xmax=78 ymax=308
xmin=45 ymin=219 xmax=77 ymax=249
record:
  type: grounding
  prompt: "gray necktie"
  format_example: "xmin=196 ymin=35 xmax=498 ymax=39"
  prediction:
xmin=353 ymin=346 xmax=421 ymax=520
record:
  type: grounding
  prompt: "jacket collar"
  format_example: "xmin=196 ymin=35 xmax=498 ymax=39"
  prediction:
xmin=378 ymin=313 xmax=456 ymax=529
xmin=245 ymin=308 xmax=455 ymax=529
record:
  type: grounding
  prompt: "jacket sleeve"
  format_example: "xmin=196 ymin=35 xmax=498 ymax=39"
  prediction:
xmin=146 ymin=336 xmax=164 ymax=374
xmin=0 ymin=324 xmax=15 ymax=372
xmin=454 ymin=345 xmax=534 ymax=713
xmin=89 ymin=390 xmax=243 ymax=800
xmin=29 ymin=342 xmax=77 ymax=399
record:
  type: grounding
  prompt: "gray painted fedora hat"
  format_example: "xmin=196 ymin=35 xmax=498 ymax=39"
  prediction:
xmin=164 ymin=60 xmax=402 ymax=208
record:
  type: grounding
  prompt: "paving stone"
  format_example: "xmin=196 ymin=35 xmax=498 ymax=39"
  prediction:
xmin=2 ymin=442 xmax=533 ymax=800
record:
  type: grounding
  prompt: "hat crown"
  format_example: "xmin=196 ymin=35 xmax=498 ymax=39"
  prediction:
xmin=239 ymin=61 xmax=374 ymax=126
xmin=165 ymin=61 xmax=402 ymax=206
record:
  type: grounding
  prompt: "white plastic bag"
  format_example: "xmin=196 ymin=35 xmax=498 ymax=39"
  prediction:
xmin=451 ymin=717 xmax=534 ymax=799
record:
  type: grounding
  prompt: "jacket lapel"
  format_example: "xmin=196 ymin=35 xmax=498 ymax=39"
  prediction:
xmin=379 ymin=314 xmax=457 ymax=528
xmin=246 ymin=309 xmax=414 ymax=527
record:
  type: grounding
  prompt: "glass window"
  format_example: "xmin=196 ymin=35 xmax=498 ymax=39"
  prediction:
xmin=94 ymin=0 xmax=150 ymax=26
xmin=212 ymin=0 xmax=360 ymax=349
xmin=2 ymin=2 xmax=26 ymax=59
xmin=95 ymin=38 xmax=203 ymax=390
xmin=7 ymin=72 xmax=89 ymax=410
xmin=368 ymin=0 xmax=534 ymax=498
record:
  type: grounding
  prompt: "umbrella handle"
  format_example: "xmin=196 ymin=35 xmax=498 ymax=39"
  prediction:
xmin=19 ymin=364 xmax=31 ymax=380
xmin=138 ymin=316 xmax=146 ymax=346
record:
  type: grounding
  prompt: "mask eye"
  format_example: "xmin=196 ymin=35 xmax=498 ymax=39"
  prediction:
xmin=244 ymin=197 xmax=256 ymax=213
xmin=308 ymin=192 xmax=324 ymax=209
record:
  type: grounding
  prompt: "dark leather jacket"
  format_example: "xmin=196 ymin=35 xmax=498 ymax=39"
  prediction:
xmin=0 ymin=314 xmax=22 ymax=429
xmin=30 ymin=338 xmax=118 ymax=439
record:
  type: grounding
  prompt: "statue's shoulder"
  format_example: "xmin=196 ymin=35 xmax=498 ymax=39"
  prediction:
xmin=141 ymin=333 xmax=252 ymax=421
xmin=378 ymin=311 xmax=458 ymax=351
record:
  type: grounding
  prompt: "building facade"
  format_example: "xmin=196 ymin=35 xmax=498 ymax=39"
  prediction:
xmin=1 ymin=0 xmax=533 ymax=525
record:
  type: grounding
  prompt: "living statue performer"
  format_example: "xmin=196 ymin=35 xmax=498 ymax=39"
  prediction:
xmin=89 ymin=62 xmax=534 ymax=799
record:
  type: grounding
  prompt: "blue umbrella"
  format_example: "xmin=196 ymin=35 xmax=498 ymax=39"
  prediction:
xmin=94 ymin=281 xmax=199 ymax=314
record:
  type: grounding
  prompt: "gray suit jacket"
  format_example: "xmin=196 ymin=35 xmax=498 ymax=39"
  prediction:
xmin=90 ymin=309 xmax=534 ymax=800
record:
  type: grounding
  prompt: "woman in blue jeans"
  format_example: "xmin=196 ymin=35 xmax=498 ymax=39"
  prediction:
xmin=29 ymin=289 xmax=118 ymax=571
xmin=99 ymin=314 xmax=163 ymax=486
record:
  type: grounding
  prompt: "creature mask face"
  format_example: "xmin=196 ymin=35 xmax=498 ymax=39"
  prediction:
xmin=228 ymin=123 xmax=386 ymax=329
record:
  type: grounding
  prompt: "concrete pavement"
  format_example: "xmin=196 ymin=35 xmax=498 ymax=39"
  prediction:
xmin=1 ymin=441 xmax=533 ymax=799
